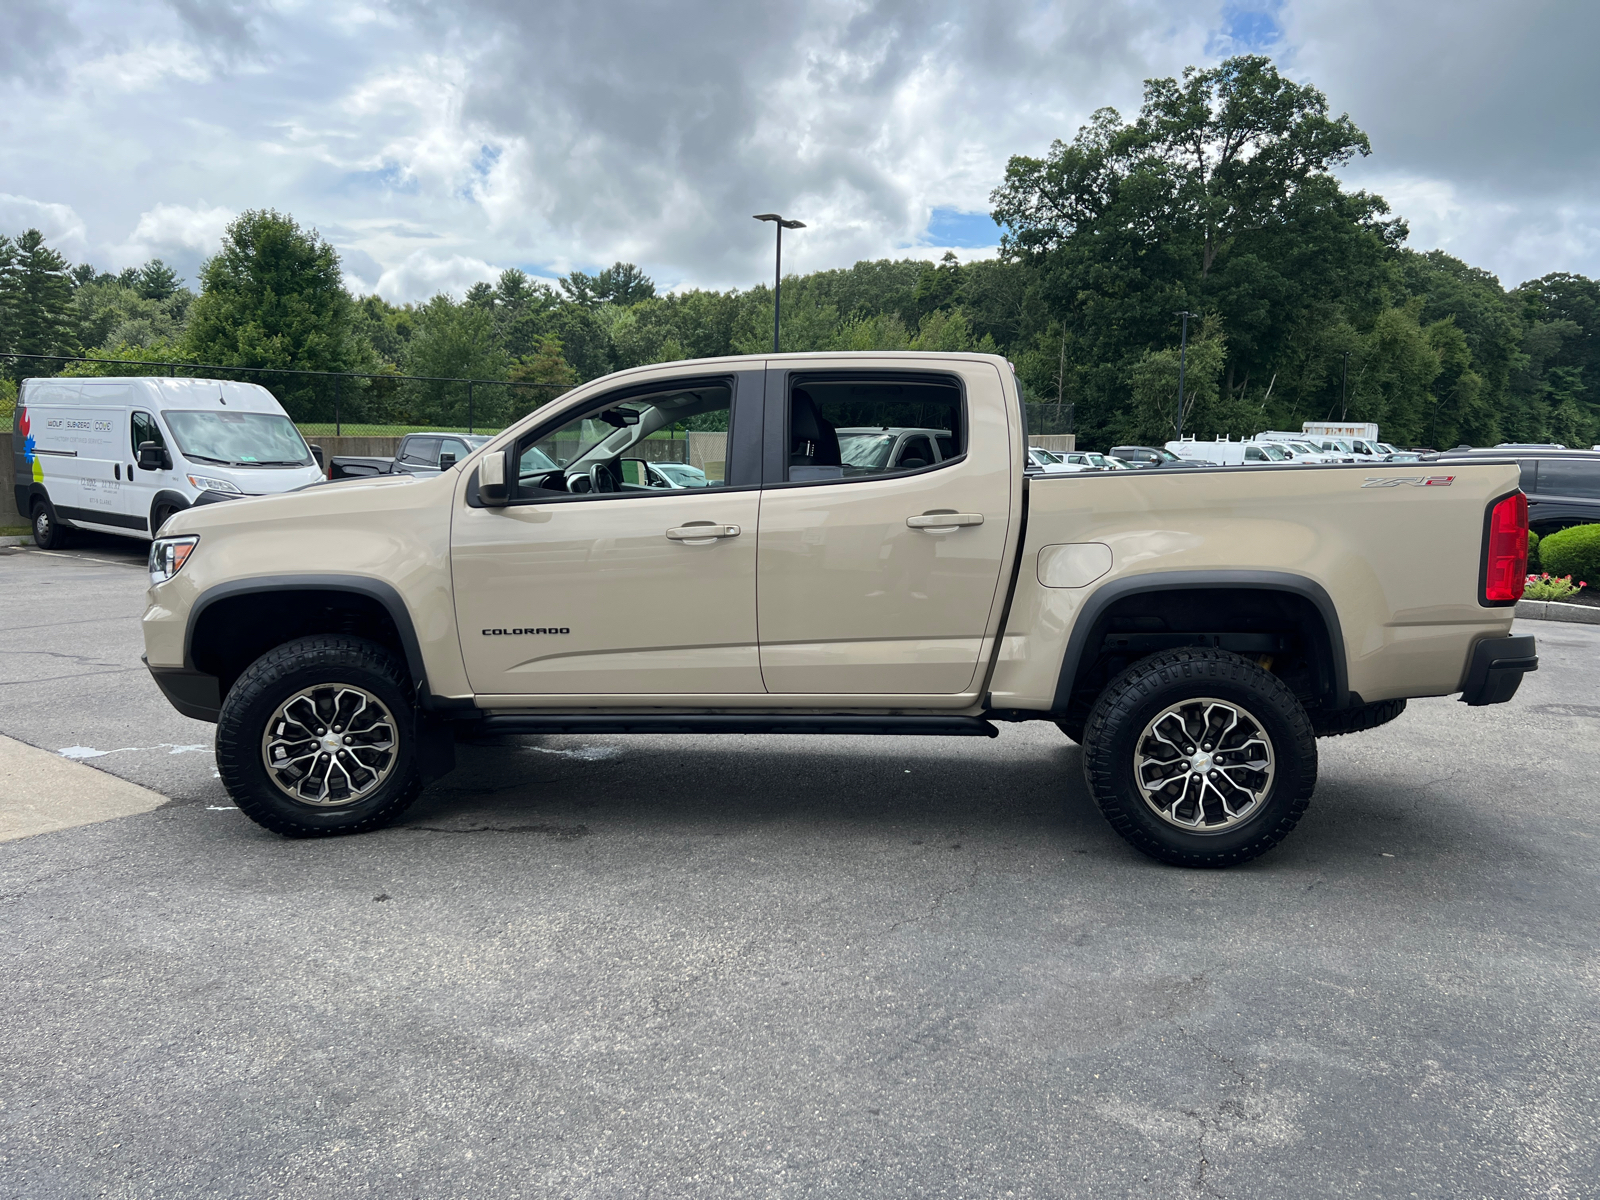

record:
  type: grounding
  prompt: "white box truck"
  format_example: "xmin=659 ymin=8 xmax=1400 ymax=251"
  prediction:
xmin=13 ymin=377 xmax=326 ymax=548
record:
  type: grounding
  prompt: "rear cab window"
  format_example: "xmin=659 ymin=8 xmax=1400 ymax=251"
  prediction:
xmin=782 ymin=374 xmax=965 ymax=484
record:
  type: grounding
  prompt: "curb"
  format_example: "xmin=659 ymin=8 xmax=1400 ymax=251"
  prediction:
xmin=0 ymin=535 xmax=32 ymax=547
xmin=1516 ymin=598 xmax=1600 ymax=625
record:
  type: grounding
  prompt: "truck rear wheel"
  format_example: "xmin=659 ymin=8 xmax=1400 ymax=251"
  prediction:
xmin=216 ymin=635 xmax=424 ymax=837
xmin=1080 ymin=648 xmax=1317 ymax=867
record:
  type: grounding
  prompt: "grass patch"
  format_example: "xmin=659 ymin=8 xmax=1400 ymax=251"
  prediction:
xmin=0 ymin=525 xmax=31 ymax=537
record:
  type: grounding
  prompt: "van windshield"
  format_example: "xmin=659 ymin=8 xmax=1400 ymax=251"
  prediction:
xmin=163 ymin=410 xmax=313 ymax=467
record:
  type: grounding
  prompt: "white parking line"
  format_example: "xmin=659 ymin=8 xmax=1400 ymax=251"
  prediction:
xmin=58 ymin=743 xmax=210 ymax=760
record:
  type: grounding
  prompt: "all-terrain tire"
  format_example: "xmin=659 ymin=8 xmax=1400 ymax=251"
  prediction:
xmin=32 ymin=498 xmax=69 ymax=549
xmin=1080 ymin=647 xmax=1317 ymax=868
xmin=1311 ymin=698 xmax=1406 ymax=738
xmin=216 ymin=635 xmax=424 ymax=837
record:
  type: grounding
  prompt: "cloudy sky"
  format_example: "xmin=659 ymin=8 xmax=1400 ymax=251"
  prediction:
xmin=2 ymin=0 xmax=1595 ymax=302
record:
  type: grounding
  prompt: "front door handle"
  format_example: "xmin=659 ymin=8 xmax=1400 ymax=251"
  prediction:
xmin=907 ymin=512 xmax=983 ymax=532
xmin=666 ymin=523 xmax=741 ymax=544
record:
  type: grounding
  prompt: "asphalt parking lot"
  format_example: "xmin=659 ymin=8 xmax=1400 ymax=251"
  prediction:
xmin=2 ymin=534 xmax=1597 ymax=1199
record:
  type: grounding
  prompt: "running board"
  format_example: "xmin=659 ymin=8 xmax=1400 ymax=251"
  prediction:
xmin=475 ymin=714 xmax=1000 ymax=737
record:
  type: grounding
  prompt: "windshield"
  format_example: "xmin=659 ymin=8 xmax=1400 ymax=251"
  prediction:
xmin=162 ymin=410 xmax=312 ymax=466
xmin=1260 ymin=444 xmax=1289 ymax=460
xmin=1157 ymin=448 xmax=1181 ymax=462
xmin=840 ymin=434 xmax=896 ymax=470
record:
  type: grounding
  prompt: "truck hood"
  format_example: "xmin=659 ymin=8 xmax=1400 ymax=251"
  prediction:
xmin=162 ymin=468 xmax=434 ymax=538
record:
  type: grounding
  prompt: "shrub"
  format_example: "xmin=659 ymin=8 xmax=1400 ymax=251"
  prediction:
xmin=1523 ymin=573 xmax=1586 ymax=601
xmin=1539 ymin=523 xmax=1600 ymax=588
xmin=1527 ymin=530 xmax=1541 ymax=574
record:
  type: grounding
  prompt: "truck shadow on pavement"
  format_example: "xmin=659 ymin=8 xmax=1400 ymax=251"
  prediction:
xmin=377 ymin=730 xmax=1516 ymax=879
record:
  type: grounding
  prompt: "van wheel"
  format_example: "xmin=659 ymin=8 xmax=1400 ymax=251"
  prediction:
xmin=1080 ymin=648 xmax=1317 ymax=868
xmin=32 ymin=499 xmax=69 ymax=549
xmin=151 ymin=502 xmax=179 ymax=536
xmin=216 ymin=635 xmax=424 ymax=837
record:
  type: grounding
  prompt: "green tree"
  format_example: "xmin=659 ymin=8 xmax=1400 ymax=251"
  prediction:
xmin=183 ymin=210 xmax=365 ymax=419
xmin=397 ymin=294 xmax=508 ymax=425
xmin=989 ymin=55 xmax=1398 ymax=448
xmin=1127 ymin=316 xmax=1237 ymax=443
xmin=2 ymin=229 xmax=78 ymax=374
xmin=507 ymin=334 xmax=579 ymax=417
xmin=135 ymin=259 xmax=182 ymax=301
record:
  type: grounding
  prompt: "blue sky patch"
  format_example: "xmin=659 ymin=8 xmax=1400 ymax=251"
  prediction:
xmin=925 ymin=207 xmax=1002 ymax=249
xmin=1214 ymin=1 xmax=1284 ymax=52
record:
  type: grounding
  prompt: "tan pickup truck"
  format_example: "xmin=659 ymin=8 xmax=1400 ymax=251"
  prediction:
xmin=141 ymin=353 xmax=1537 ymax=866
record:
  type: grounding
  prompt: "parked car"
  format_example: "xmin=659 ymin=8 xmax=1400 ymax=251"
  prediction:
xmin=1026 ymin=446 xmax=1090 ymax=473
xmin=330 ymin=433 xmax=493 ymax=480
xmin=13 ymin=376 xmax=325 ymax=549
xmin=1166 ymin=439 xmax=1293 ymax=466
xmin=834 ymin=426 xmax=957 ymax=478
xmin=620 ymin=460 xmax=710 ymax=489
xmin=144 ymin=351 xmax=1536 ymax=867
xmin=1254 ymin=432 xmax=1348 ymax=463
xmin=1435 ymin=446 xmax=1600 ymax=535
xmin=1109 ymin=445 xmax=1210 ymax=468
xmin=1080 ymin=452 xmax=1129 ymax=470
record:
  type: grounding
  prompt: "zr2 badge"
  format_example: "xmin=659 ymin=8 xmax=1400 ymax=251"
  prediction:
xmin=1361 ymin=475 xmax=1455 ymax=488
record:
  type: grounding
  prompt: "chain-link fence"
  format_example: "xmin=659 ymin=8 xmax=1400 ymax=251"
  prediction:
xmin=1023 ymin=401 xmax=1075 ymax=438
xmin=2 ymin=353 xmax=571 ymax=436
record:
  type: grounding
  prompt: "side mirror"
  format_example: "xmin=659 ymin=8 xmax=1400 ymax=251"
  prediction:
xmin=478 ymin=448 xmax=510 ymax=506
xmin=438 ymin=451 xmax=457 ymax=471
xmin=309 ymin=444 xmax=325 ymax=470
xmin=138 ymin=441 xmax=167 ymax=471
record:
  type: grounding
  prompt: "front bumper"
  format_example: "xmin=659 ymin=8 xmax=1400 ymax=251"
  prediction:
xmin=144 ymin=656 xmax=223 ymax=722
xmin=1458 ymin=634 xmax=1538 ymax=706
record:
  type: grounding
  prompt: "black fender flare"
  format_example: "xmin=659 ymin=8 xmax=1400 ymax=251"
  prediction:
xmin=185 ymin=574 xmax=429 ymax=691
xmin=1050 ymin=569 xmax=1350 ymax=713
xmin=20 ymin=481 xmax=53 ymax=519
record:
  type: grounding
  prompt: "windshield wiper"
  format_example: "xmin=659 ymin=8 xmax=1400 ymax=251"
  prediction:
xmin=253 ymin=460 xmax=310 ymax=466
xmin=182 ymin=453 xmax=234 ymax=465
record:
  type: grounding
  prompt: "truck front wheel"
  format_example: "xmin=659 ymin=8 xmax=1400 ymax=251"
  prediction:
xmin=216 ymin=635 xmax=425 ymax=837
xmin=1080 ymin=648 xmax=1317 ymax=867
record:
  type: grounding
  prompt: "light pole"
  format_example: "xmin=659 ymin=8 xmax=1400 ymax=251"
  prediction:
xmin=754 ymin=213 xmax=805 ymax=353
xmin=1175 ymin=310 xmax=1199 ymax=441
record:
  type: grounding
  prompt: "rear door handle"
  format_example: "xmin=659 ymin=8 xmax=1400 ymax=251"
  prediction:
xmin=666 ymin=523 xmax=741 ymax=543
xmin=907 ymin=512 xmax=984 ymax=531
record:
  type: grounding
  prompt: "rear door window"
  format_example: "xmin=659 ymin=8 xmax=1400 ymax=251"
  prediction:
xmin=785 ymin=375 xmax=964 ymax=483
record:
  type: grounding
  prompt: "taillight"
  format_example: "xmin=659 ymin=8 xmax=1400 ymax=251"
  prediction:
xmin=1484 ymin=492 xmax=1528 ymax=603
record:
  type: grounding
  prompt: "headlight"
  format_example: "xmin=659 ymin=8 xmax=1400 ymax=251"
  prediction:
xmin=149 ymin=536 xmax=199 ymax=585
xmin=186 ymin=474 xmax=241 ymax=493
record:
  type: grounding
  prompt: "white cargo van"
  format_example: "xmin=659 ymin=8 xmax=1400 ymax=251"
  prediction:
xmin=12 ymin=377 xmax=325 ymax=548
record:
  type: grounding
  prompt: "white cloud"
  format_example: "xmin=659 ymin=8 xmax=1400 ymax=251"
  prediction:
xmin=374 ymin=249 xmax=503 ymax=302
xmin=1 ymin=0 xmax=1597 ymax=300
xmin=111 ymin=203 xmax=234 ymax=277
xmin=0 ymin=194 xmax=90 ymax=259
